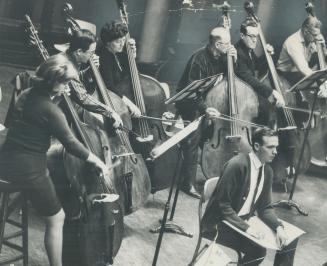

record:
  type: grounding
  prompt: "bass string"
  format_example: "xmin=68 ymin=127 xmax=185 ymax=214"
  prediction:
xmin=252 ymin=13 xmax=297 ymax=128
xmin=89 ymin=60 xmax=136 ymax=152
xmin=126 ymin=39 xmax=150 ymax=138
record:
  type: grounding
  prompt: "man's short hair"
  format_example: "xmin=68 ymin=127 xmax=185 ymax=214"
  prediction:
xmin=251 ymin=127 xmax=278 ymax=148
xmin=302 ymin=16 xmax=322 ymax=32
xmin=68 ymin=29 xmax=96 ymax=52
xmin=240 ymin=19 xmax=258 ymax=34
xmin=100 ymin=21 xmax=128 ymax=44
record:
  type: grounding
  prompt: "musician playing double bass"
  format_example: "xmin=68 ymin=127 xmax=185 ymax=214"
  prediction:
xmin=176 ymin=27 xmax=230 ymax=198
xmin=0 ymin=54 xmax=109 ymax=266
xmin=234 ymin=19 xmax=294 ymax=186
xmin=63 ymin=28 xmax=123 ymax=127
xmin=235 ymin=19 xmax=285 ymax=127
xmin=96 ymin=20 xmax=142 ymax=118
xmin=277 ymin=16 xmax=327 ymax=98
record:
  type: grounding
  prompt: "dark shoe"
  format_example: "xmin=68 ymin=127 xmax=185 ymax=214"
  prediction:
xmin=182 ymin=186 xmax=201 ymax=199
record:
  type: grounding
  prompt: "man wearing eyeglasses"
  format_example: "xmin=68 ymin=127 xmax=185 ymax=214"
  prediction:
xmin=235 ymin=19 xmax=285 ymax=127
xmin=277 ymin=16 xmax=327 ymax=98
xmin=64 ymin=29 xmax=122 ymax=127
xmin=176 ymin=27 xmax=228 ymax=198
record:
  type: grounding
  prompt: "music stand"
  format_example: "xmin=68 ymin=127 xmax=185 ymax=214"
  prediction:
xmin=272 ymin=69 xmax=327 ymax=215
xmin=165 ymin=74 xmax=222 ymax=105
xmin=151 ymin=74 xmax=221 ymax=266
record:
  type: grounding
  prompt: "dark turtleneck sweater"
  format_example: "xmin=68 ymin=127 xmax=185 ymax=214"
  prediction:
xmin=177 ymin=45 xmax=228 ymax=121
xmin=2 ymin=86 xmax=89 ymax=159
xmin=96 ymin=43 xmax=130 ymax=98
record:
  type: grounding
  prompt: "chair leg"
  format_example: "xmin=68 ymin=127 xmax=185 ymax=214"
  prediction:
xmin=189 ymin=198 xmax=204 ymax=265
xmin=22 ymin=198 xmax=28 ymax=266
xmin=237 ymin=251 xmax=242 ymax=265
xmin=0 ymin=192 xmax=9 ymax=252
xmin=189 ymin=237 xmax=203 ymax=265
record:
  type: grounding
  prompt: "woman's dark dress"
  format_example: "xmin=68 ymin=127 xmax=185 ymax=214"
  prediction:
xmin=0 ymin=87 xmax=89 ymax=216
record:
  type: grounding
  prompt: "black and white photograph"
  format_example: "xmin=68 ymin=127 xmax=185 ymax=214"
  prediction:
xmin=0 ymin=0 xmax=326 ymax=265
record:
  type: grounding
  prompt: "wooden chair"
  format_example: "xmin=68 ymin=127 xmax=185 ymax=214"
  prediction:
xmin=0 ymin=178 xmax=28 ymax=266
xmin=189 ymin=177 xmax=241 ymax=265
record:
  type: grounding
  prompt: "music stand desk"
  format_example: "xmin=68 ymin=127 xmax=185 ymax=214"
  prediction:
xmin=273 ymin=68 xmax=327 ymax=215
xmin=165 ymin=74 xmax=222 ymax=105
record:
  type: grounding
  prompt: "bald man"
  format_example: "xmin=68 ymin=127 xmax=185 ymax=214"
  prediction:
xmin=277 ymin=16 xmax=327 ymax=97
xmin=176 ymin=27 xmax=232 ymax=198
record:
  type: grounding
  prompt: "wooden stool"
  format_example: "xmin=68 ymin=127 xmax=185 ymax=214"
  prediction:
xmin=0 ymin=178 xmax=28 ymax=266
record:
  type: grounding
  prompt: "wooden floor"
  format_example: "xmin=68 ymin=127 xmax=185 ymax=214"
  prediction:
xmin=1 ymin=65 xmax=327 ymax=266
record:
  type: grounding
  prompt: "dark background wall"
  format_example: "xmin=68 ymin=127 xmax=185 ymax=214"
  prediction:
xmin=164 ymin=0 xmax=327 ymax=85
xmin=0 ymin=0 xmax=327 ymax=84
xmin=0 ymin=0 xmax=147 ymax=67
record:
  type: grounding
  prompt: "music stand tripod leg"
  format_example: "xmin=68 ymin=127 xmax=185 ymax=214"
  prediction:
xmin=151 ymin=151 xmax=193 ymax=266
xmin=273 ymin=88 xmax=319 ymax=216
xmin=162 ymin=161 xmax=193 ymax=237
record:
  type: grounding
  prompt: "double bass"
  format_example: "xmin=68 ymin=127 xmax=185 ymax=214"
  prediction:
xmin=62 ymin=2 xmax=151 ymax=214
xmin=115 ymin=0 xmax=180 ymax=193
xmin=305 ymin=2 xmax=327 ymax=171
xmin=244 ymin=1 xmax=311 ymax=179
xmin=25 ymin=15 xmax=123 ymax=265
xmin=201 ymin=2 xmax=259 ymax=178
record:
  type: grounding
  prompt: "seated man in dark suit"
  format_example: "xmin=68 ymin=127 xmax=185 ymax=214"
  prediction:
xmin=201 ymin=128 xmax=299 ymax=266
xmin=235 ymin=19 xmax=285 ymax=127
xmin=235 ymin=19 xmax=294 ymax=187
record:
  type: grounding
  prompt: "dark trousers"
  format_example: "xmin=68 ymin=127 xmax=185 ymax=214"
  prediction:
xmin=217 ymin=223 xmax=298 ymax=266
xmin=179 ymin=124 xmax=203 ymax=191
xmin=256 ymin=95 xmax=276 ymax=128
xmin=278 ymin=71 xmax=304 ymax=86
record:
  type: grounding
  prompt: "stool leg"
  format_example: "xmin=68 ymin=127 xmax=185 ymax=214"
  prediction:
xmin=0 ymin=192 xmax=10 ymax=252
xmin=22 ymin=198 xmax=28 ymax=266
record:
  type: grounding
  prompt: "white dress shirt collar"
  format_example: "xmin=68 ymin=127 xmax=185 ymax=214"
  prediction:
xmin=249 ymin=152 xmax=263 ymax=170
xmin=238 ymin=152 xmax=264 ymax=216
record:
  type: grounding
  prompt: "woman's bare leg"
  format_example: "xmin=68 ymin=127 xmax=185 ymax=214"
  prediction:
xmin=44 ymin=208 xmax=65 ymax=266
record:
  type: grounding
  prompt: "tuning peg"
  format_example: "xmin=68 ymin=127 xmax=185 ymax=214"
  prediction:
xmin=244 ymin=1 xmax=254 ymax=13
xmin=305 ymin=2 xmax=315 ymax=16
xmin=182 ymin=0 xmax=193 ymax=8
xmin=306 ymin=2 xmax=314 ymax=9
xmin=222 ymin=1 xmax=231 ymax=9
xmin=62 ymin=2 xmax=73 ymax=16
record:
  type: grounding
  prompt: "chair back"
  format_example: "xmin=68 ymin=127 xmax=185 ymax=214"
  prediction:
xmin=191 ymin=176 xmax=241 ymax=266
xmin=190 ymin=176 xmax=236 ymax=266
xmin=203 ymin=177 xmax=219 ymax=203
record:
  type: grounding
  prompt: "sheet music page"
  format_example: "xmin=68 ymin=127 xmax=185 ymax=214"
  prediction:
xmin=195 ymin=244 xmax=232 ymax=266
xmin=150 ymin=116 xmax=204 ymax=159
xmin=223 ymin=216 xmax=305 ymax=250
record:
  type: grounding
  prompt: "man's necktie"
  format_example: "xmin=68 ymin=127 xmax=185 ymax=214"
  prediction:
xmin=249 ymin=165 xmax=263 ymax=217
